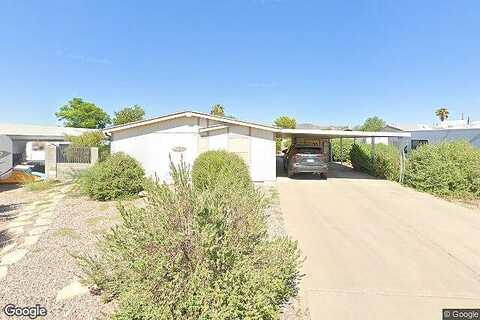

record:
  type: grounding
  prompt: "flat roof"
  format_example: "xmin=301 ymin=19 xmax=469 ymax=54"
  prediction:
xmin=0 ymin=123 xmax=93 ymax=141
xmin=279 ymin=128 xmax=411 ymax=138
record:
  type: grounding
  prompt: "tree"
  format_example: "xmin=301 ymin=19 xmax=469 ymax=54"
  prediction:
xmin=67 ymin=131 xmax=105 ymax=147
xmin=210 ymin=104 xmax=225 ymax=117
xmin=359 ymin=116 xmax=386 ymax=132
xmin=435 ymin=107 xmax=449 ymax=122
xmin=274 ymin=116 xmax=296 ymax=153
xmin=113 ymin=105 xmax=145 ymax=126
xmin=56 ymin=98 xmax=111 ymax=129
xmin=274 ymin=116 xmax=297 ymax=129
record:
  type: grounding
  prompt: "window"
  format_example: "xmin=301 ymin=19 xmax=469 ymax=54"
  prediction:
xmin=411 ymin=139 xmax=428 ymax=150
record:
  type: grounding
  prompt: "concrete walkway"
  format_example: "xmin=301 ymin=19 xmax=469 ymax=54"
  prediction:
xmin=277 ymin=164 xmax=480 ymax=320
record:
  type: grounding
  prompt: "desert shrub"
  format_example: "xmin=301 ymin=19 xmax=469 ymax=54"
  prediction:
xmin=78 ymin=152 xmax=144 ymax=201
xmin=77 ymin=160 xmax=302 ymax=319
xmin=404 ymin=141 xmax=480 ymax=198
xmin=192 ymin=150 xmax=251 ymax=191
xmin=331 ymin=138 xmax=354 ymax=162
xmin=350 ymin=143 xmax=400 ymax=181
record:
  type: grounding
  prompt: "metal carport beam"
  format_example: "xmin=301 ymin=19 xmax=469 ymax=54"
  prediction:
xmin=277 ymin=128 xmax=411 ymax=139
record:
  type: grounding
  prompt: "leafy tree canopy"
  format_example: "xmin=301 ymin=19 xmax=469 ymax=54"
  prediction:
xmin=210 ymin=104 xmax=225 ymax=117
xmin=359 ymin=116 xmax=386 ymax=132
xmin=274 ymin=116 xmax=297 ymax=129
xmin=67 ymin=131 xmax=105 ymax=147
xmin=56 ymin=98 xmax=111 ymax=129
xmin=113 ymin=105 xmax=145 ymax=126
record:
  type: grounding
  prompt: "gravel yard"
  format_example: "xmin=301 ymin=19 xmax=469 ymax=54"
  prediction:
xmin=0 ymin=183 xmax=124 ymax=319
xmin=0 ymin=182 xmax=304 ymax=320
xmin=260 ymin=183 xmax=310 ymax=320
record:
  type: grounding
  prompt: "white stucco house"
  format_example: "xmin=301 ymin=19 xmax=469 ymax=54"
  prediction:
xmin=104 ymin=111 xmax=410 ymax=182
xmin=104 ymin=111 xmax=278 ymax=182
xmin=386 ymin=120 xmax=480 ymax=151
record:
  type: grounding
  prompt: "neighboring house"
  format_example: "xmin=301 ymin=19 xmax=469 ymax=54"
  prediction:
xmin=104 ymin=111 xmax=410 ymax=182
xmin=0 ymin=124 xmax=92 ymax=178
xmin=104 ymin=111 xmax=278 ymax=182
xmin=386 ymin=121 xmax=480 ymax=150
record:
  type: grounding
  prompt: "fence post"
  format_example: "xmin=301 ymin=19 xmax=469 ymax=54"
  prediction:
xmin=371 ymin=137 xmax=376 ymax=161
xmin=45 ymin=144 xmax=57 ymax=179
xmin=340 ymin=137 xmax=343 ymax=165
xmin=90 ymin=147 xmax=99 ymax=164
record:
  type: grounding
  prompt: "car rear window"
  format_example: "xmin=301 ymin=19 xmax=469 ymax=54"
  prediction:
xmin=295 ymin=148 xmax=322 ymax=154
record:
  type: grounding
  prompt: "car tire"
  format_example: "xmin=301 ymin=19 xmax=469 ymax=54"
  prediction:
xmin=320 ymin=173 xmax=327 ymax=180
xmin=287 ymin=169 xmax=294 ymax=178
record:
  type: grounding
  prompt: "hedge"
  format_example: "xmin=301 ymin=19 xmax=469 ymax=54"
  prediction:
xmin=331 ymin=138 xmax=354 ymax=162
xmin=78 ymin=152 xmax=145 ymax=201
xmin=404 ymin=141 xmax=480 ymax=199
xmin=77 ymin=157 xmax=302 ymax=319
xmin=349 ymin=143 xmax=400 ymax=181
xmin=191 ymin=150 xmax=252 ymax=191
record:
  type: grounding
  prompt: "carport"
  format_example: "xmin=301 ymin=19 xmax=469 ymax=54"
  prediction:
xmin=277 ymin=128 xmax=411 ymax=179
xmin=280 ymin=128 xmax=411 ymax=162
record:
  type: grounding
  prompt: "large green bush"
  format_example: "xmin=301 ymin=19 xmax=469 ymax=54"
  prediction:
xmin=331 ymin=138 xmax=354 ymax=162
xmin=77 ymin=159 xmax=302 ymax=319
xmin=79 ymin=152 xmax=145 ymax=200
xmin=404 ymin=141 xmax=480 ymax=198
xmin=192 ymin=150 xmax=252 ymax=191
xmin=350 ymin=143 xmax=400 ymax=181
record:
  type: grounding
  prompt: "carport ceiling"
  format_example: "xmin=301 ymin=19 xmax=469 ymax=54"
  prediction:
xmin=278 ymin=128 xmax=411 ymax=139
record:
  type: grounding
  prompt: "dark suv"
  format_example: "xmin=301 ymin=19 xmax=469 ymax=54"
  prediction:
xmin=283 ymin=145 xmax=328 ymax=178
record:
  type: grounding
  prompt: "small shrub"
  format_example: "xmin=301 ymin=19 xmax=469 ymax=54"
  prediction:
xmin=350 ymin=143 xmax=400 ymax=181
xmin=25 ymin=179 xmax=60 ymax=192
xmin=78 ymin=152 xmax=145 ymax=201
xmin=192 ymin=150 xmax=251 ymax=191
xmin=77 ymin=160 xmax=302 ymax=319
xmin=331 ymin=138 xmax=354 ymax=162
xmin=404 ymin=141 xmax=480 ymax=199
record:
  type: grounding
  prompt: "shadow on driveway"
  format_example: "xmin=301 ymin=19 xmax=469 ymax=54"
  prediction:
xmin=276 ymin=155 xmax=377 ymax=180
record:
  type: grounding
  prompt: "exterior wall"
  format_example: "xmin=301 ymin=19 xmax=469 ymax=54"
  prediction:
xmin=111 ymin=117 xmax=199 ymax=182
xmin=408 ymin=128 xmax=480 ymax=150
xmin=45 ymin=145 xmax=98 ymax=180
xmin=250 ymin=128 xmax=276 ymax=182
xmin=0 ymin=135 xmax=13 ymax=179
xmin=110 ymin=116 xmax=277 ymax=182
xmin=208 ymin=129 xmax=228 ymax=150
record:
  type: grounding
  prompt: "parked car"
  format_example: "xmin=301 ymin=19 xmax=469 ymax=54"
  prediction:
xmin=283 ymin=145 xmax=328 ymax=178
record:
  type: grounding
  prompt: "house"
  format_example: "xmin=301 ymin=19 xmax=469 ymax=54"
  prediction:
xmin=104 ymin=111 xmax=410 ymax=182
xmin=0 ymin=124 xmax=92 ymax=179
xmin=386 ymin=121 xmax=480 ymax=150
xmin=104 ymin=111 xmax=278 ymax=182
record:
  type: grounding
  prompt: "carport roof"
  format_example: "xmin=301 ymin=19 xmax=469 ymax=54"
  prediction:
xmin=0 ymin=123 xmax=93 ymax=141
xmin=279 ymin=128 xmax=411 ymax=138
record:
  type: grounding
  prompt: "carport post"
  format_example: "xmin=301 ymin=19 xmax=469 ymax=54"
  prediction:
xmin=371 ymin=137 xmax=376 ymax=161
xmin=340 ymin=137 xmax=343 ymax=165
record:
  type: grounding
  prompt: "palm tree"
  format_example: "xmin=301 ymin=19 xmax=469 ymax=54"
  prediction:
xmin=435 ymin=107 xmax=449 ymax=122
xmin=210 ymin=104 xmax=225 ymax=117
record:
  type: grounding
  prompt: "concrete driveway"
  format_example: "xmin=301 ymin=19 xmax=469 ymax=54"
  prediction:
xmin=277 ymin=163 xmax=480 ymax=319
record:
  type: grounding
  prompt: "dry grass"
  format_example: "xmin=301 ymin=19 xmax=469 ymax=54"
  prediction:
xmin=25 ymin=180 xmax=60 ymax=192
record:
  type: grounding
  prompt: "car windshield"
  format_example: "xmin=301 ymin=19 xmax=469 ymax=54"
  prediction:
xmin=295 ymin=148 xmax=321 ymax=154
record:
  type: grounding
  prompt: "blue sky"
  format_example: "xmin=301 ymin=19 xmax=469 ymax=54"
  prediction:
xmin=1 ymin=0 xmax=479 ymax=127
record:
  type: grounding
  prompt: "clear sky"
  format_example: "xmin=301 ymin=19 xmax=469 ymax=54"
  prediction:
xmin=1 ymin=0 xmax=479 ymax=127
